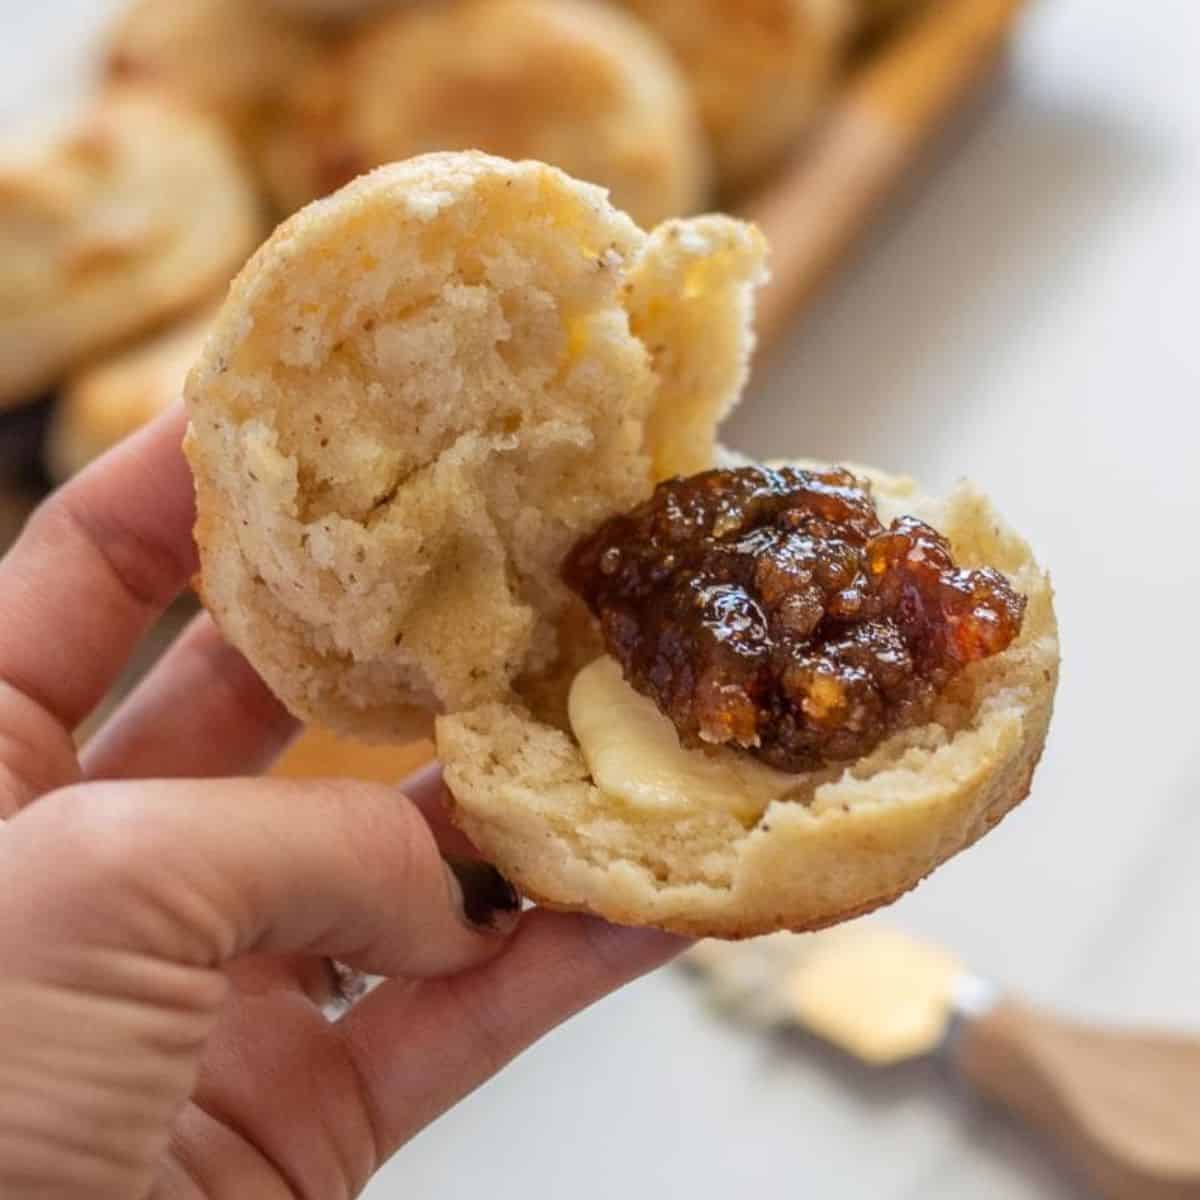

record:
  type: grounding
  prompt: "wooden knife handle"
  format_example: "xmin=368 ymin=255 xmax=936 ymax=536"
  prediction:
xmin=956 ymin=999 xmax=1200 ymax=1199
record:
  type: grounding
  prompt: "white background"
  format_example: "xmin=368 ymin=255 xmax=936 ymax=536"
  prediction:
xmin=4 ymin=1 xmax=1199 ymax=1196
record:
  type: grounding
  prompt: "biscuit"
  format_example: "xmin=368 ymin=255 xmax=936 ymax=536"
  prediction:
xmin=106 ymin=0 xmax=319 ymax=149
xmin=442 ymin=465 xmax=1058 ymax=937
xmin=854 ymin=0 xmax=924 ymax=31
xmin=613 ymin=0 xmax=855 ymax=190
xmin=0 ymin=91 xmax=261 ymax=408
xmin=46 ymin=308 xmax=213 ymax=480
xmin=186 ymin=152 xmax=765 ymax=740
xmin=261 ymin=0 xmax=710 ymax=228
xmin=186 ymin=151 xmax=1057 ymax=938
xmin=263 ymin=0 xmax=407 ymax=17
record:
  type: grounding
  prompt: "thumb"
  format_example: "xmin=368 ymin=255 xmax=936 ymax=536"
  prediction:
xmin=0 ymin=777 xmax=521 ymax=984
xmin=0 ymin=777 xmax=520 ymax=1198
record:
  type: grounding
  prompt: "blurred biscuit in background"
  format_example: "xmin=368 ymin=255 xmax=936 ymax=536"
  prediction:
xmin=271 ymin=725 xmax=434 ymax=782
xmin=853 ymin=0 xmax=927 ymax=33
xmin=613 ymin=0 xmax=855 ymax=191
xmin=262 ymin=0 xmax=710 ymax=228
xmin=106 ymin=0 xmax=321 ymax=152
xmin=262 ymin=0 xmax=413 ymax=19
xmin=46 ymin=307 xmax=213 ymax=481
xmin=0 ymin=91 xmax=260 ymax=409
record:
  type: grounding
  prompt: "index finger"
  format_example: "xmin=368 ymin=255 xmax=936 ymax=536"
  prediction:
xmin=0 ymin=403 xmax=196 ymax=735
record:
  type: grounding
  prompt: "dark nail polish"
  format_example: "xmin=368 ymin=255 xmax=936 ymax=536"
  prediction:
xmin=444 ymin=857 xmax=521 ymax=933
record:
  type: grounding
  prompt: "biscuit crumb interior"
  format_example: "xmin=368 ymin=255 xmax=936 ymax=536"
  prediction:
xmin=189 ymin=155 xmax=758 ymax=737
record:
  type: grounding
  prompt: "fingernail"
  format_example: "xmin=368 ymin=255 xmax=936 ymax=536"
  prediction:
xmin=444 ymin=857 xmax=522 ymax=935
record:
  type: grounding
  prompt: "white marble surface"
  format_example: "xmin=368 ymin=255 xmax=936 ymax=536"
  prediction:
xmin=5 ymin=1 xmax=1199 ymax=1196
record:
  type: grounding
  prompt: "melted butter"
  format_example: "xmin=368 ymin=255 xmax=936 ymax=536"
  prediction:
xmin=568 ymin=655 xmax=799 ymax=823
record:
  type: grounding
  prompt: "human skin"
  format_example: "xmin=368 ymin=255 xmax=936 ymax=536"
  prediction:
xmin=0 ymin=405 xmax=683 ymax=1199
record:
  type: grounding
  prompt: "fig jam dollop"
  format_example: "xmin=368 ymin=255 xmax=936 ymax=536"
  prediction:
xmin=563 ymin=465 xmax=1025 ymax=772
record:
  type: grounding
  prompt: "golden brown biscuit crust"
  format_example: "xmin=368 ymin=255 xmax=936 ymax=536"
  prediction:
xmin=0 ymin=91 xmax=260 ymax=408
xmin=263 ymin=0 xmax=408 ymax=17
xmin=613 ymin=0 xmax=855 ymax=190
xmin=106 ymin=0 xmax=319 ymax=147
xmin=263 ymin=0 xmax=710 ymax=227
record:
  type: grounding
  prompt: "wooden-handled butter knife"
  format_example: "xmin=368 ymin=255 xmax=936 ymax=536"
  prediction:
xmin=683 ymin=926 xmax=1200 ymax=1199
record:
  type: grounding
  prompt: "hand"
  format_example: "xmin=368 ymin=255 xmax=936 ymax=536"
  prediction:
xmin=0 ymin=408 xmax=683 ymax=1199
